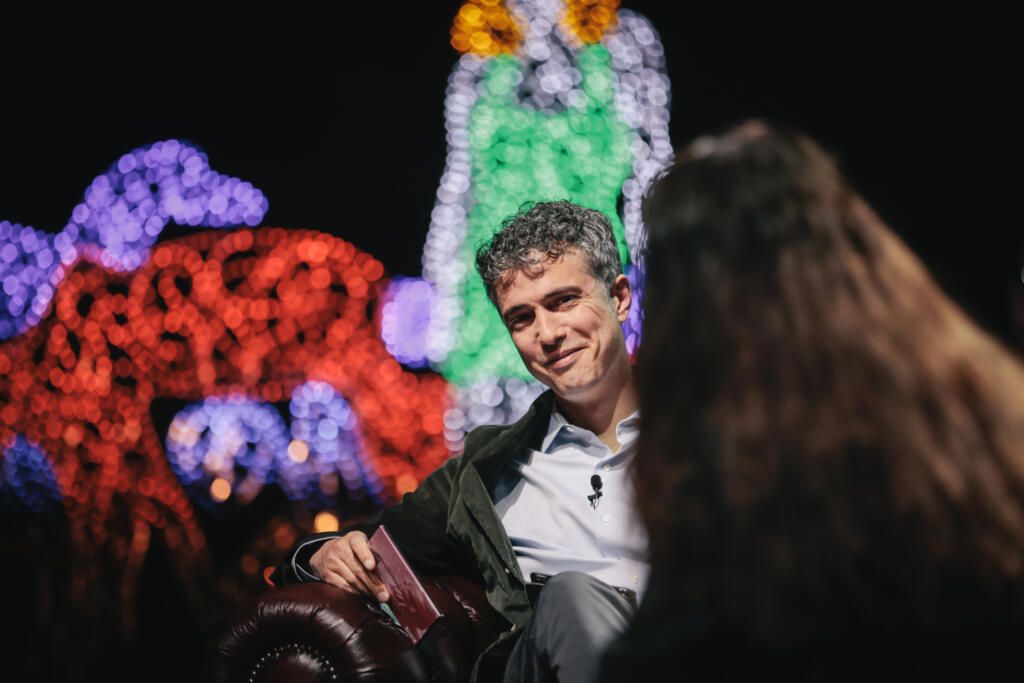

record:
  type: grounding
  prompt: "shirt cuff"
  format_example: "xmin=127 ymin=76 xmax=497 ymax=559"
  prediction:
xmin=291 ymin=535 xmax=342 ymax=582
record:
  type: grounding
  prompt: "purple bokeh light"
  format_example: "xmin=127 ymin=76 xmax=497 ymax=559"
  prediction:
xmin=0 ymin=220 xmax=70 ymax=339
xmin=284 ymin=380 xmax=384 ymax=507
xmin=164 ymin=384 xmax=384 ymax=510
xmin=73 ymin=139 xmax=268 ymax=270
xmin=0 ymin=140 xmax=269 ymax=340
xmin=164 ymin=395 xmax=287 ymax=509
xmin=379 ymin=276 xmax=442 ymax=368
xmin=1 ymin=434 xmax=62 ymax=515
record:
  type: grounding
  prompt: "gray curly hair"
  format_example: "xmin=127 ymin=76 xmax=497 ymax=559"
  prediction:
xmin=475 ymin=201 xmax=623 ymax=306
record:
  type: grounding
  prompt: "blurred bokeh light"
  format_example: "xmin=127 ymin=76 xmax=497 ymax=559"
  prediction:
xmin=399 ymin=0 xmax=671 ymax=430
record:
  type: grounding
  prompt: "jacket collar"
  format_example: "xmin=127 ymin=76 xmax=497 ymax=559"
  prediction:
xmin=468 ymin=389 xmax=556 ymax=488
xmin=454 ymin=389 xmax=555 ymax=588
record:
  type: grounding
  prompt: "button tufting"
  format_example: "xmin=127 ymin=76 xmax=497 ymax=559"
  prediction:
xmin=249 ymin=642 xmax=339 ymax=682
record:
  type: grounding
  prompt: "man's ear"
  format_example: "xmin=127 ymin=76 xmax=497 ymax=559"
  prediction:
xmin=610 ymin=274 xmax=632 ymax=323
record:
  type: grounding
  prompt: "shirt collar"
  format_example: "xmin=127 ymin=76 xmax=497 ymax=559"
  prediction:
xmin=540 ymin=407 xmax=641 ymax=453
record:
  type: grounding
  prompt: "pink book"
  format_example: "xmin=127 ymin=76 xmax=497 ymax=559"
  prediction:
xmin=368 ymin=526 xmax=443 ymax=643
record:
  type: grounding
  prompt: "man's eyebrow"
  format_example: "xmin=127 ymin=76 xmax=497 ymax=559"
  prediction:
xmin=501 ymin=303 xmax=530 ymax=322
xmin=542 ymin=286 xmax=582 ymax=300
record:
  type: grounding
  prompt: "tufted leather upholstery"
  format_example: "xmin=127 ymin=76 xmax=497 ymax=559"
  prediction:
xmin=209 ymin=575 xmax=505 ymax=683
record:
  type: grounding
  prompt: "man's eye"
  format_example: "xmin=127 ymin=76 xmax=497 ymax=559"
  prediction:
xmin=556 ymin=295 xmax=577 ymax=306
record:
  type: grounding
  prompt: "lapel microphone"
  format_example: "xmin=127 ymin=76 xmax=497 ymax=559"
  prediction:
xmin=588 ymin=474 xmax=603 ymax=508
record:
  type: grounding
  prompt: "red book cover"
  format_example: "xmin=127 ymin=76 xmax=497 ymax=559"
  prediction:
xmin=368 ymin=526 xmax=443 ymax=643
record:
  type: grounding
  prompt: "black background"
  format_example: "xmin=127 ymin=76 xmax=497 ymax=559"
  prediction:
xmin=0 ymin=1 xmax=1021 ymax=680
xmin=2 ymin=1 xmax=1020 ymax=343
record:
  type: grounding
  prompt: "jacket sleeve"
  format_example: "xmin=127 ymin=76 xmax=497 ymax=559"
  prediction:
xmin=269 ymin=454 xmax=466 ymax=586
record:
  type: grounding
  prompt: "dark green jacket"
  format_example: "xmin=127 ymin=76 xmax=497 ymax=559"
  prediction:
xmin=271 ymin=390 xmax=557 ymax=682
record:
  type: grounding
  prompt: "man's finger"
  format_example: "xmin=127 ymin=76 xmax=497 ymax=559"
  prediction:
xmin=312 ymin=532 xmax=388 ymax=601
xmin=331 ymin=561 xmax=375 ymax=599
xmin=319 ymin=567 xmax=357 ymax=594
xmin=350 ymin=532 xmax=375 ymax=571
xmin=367 ymin=574 xmax=389 ymax=603
xmin=348 ymin=535 xmax=389 ymax=601
xmin=350 ymin=564 xmax=388 ymax=602
xmin=333 ymin=540 xmax=380 ymax=596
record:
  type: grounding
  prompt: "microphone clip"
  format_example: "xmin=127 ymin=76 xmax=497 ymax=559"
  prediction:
xmin=588 ymin=474 xmax=603 ymax=509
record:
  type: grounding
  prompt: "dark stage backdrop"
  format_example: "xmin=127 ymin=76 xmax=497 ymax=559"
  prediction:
xmin=0 ymin=2 xmax=1019 ymax=681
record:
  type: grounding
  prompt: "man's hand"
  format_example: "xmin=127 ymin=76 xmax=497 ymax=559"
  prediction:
xmin=310 ymin=531 xmax=390 ymax=602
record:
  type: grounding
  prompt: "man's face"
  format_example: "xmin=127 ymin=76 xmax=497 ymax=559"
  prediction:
xmin=495 ymin=250 xmax=631 ymax=403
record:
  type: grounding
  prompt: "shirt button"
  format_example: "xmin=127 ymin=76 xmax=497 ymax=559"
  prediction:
xmin=504 ymin=568 xmax=510 ymax=574
xmin=602 ymin=514 xmax=612 ymax=523
xmin=631 ymin=575 xmax=639 ymax=584
xmin=602 ymin=465 xmax=611 ymax=472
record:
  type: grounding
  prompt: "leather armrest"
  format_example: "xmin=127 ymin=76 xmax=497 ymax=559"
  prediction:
xmin=209 ymin=581 xmax=427 ymax=682
xmin=208 ymin=576 xmax=503 ymax=683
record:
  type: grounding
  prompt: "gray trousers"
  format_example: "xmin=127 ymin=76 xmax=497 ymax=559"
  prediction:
xmin=502 ymin=572 xmax=635 ymax=683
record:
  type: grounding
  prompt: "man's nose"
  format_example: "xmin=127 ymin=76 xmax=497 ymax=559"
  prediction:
xmin=536 ymin=311 xmax=564 ymax=346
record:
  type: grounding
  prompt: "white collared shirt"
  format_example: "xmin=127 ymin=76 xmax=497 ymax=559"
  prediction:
xmin=492 ymin=409 xmax=650 ymax=600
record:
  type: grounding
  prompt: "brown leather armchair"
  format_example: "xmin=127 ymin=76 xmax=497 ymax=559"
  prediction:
xmin=208 ymin=575 xmax=505 ymax=682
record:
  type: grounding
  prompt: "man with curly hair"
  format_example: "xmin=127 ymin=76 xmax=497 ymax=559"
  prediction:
xmin=274 ymin=201 xmax=646 ymax=683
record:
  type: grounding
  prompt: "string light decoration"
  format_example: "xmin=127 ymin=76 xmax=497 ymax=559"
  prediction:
xmin=1 ymin=5 xmax=672 ymax=614
xmin=451 ymin=0 xmax=522 ymax=55
xmin=165 ymin=396 xmax=290 ymax=510
xmin=1 ymin=434 xmax=62 ymax=515
xmin=0 ymin=223 xmax=453 ymax=606
xmin=0 ymin=140 xmax=268 ymax=341
xmin=560 ymin=0 xmax=620 ymax=45
xmin=386 ymin=0 xmax=671 ymax=431
xmin=76 ymin=139 xmax=268 ymax=270
xmin=0 ymin=220 xmax=75 ymax=340
xmin=379 ymin=276 xmax=440 ymax=368
xmin=165 ymin=383 xmax=381 ymax=512
xmin=284 ymin=380 xmax=384 ymax=507
xmin=442 ymin=376 xmax=546 ymax=448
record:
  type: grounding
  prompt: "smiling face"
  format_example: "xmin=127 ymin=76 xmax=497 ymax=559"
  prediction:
xmin=495 ymin=249 xmax=632 ymax=405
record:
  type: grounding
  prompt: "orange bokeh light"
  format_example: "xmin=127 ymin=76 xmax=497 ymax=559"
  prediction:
xmin=287 ymin=440 xmax=309 ymax=463
xmin=209 ymin=477 xmax=232 ymax=502
xmin=313 ymin=511 xmax=340 ymax=533
xmin=451 ymin=0 xmax=522 ymax=56
xmin=561 ymin=0 xmax=620 ymax=45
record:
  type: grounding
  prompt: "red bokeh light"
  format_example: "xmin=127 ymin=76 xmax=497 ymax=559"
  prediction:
xmin=1 ymin=227 xmax=453 ymax=604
